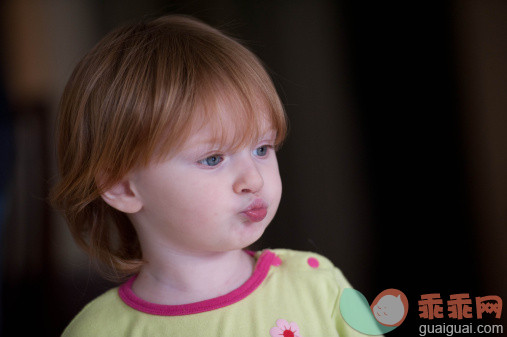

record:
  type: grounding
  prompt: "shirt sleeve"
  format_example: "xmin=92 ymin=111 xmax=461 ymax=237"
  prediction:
xmin=331 ymin=268 xmax=385 ymax=337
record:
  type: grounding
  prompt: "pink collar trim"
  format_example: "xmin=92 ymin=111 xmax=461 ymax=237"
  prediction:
xmin=118 ymin=250 xmax=275 ymax=316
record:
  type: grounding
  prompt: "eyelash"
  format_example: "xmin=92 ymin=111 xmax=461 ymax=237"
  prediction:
xmin=197 ymin=154 xmax=224 ymax=167
xmin=253 ymin=145 xmax=271 ymax=157
xmin=197 ymin=145 xmax=273 ymax=167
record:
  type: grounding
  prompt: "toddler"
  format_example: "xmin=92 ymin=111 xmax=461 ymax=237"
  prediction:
xmin=51 ymin=15 xmax=370 ymax=337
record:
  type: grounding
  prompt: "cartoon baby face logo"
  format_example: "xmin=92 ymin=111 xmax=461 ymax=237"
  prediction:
xmin=371 ymin=289 xmax=409 ymax=327
xmin=340 ymin=288 xmax=408 ymax=335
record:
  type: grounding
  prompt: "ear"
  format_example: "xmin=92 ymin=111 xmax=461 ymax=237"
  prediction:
xmin=100 ymin=178 xmax=143 ymax=214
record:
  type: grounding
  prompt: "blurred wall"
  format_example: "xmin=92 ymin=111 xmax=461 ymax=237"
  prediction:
xmin=454 ymin=0 xmax=507 ymax=298
xmin=0 ymin=0 xmax=505 ymax=336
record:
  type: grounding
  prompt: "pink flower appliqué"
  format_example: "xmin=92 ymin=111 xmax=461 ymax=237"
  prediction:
xmin=269 ymin=319 xmax=302 ymax=337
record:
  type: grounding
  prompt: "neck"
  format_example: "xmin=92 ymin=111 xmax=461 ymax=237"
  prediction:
xmin=132 ymin=248 xmax=255 ymax=305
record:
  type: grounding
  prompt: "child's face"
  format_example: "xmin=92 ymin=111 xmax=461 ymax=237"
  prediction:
xmin=129 ymin=121 xmax=282 ymax=254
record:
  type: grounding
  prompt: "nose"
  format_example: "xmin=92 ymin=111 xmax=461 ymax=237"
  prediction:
xmin=232 ymin=156 xmax=264 ymax=194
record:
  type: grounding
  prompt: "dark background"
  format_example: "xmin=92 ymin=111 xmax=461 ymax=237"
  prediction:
xmin=1 ymin=1 xmax=506 ymax=336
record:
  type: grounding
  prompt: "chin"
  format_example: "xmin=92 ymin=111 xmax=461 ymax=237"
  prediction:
xmin=246 ymin=221 xmax=271 ymax=246
xmin=234 ymin=224 xmax=268 ymax=250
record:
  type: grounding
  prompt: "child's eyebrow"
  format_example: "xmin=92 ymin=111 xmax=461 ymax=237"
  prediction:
xmin=257 ymin=129 xmax=277 ymax=141
xmin=182 ymin=128 xmax=278 ymax=152
xmin=180 ymin=139 xmax=224 ymax=154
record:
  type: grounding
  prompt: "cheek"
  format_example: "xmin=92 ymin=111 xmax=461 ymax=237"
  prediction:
xmin=167 ymin=175 xmax=228 ymax=217
xmin=135 ymin=168 xmax=205 ymax=218
xmin=264 ymin=163 xmax=282 ymax=200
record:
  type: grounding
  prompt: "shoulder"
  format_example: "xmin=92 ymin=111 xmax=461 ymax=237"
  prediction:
xmin=265 ymin=248 xmax=335 ymax=270
xmin=62 ymin=287 xmax=131 ymax=337
xmin=261 ymin=248 xmax=352 ymax=290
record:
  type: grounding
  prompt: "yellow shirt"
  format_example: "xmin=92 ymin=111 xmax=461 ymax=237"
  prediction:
xmin=62 ymin=249 xmax=374 ymax=337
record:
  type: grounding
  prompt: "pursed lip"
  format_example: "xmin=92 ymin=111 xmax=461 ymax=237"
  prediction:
xmin=241 ymin=198 xmax=268 ymax=222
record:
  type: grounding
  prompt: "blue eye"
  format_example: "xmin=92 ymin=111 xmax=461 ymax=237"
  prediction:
xmin=254 ymin=145 xmax=269 ymax=157
xmin=198 ymin=155 xmax=223 ymax=166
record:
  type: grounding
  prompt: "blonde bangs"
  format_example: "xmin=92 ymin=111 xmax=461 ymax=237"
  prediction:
xmin=146 ymin=24 xmax=287 ymax=163
xmin=151 ymin=78 xmax=287 ymax=163
xmin=197 ymin=81 xmax=286 ymax=154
